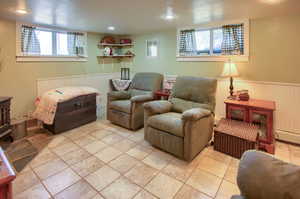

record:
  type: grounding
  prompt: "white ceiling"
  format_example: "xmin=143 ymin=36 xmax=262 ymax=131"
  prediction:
xmin=0 ymin=0 xmax=299 ymax=34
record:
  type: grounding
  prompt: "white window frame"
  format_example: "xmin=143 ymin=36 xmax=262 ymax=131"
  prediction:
xmin=146 ymin=39 xmax=159 ymax=58
xmin=176 ymin=19 xmax=249 ymax=62
xmin=16 ymin=22 xmax=88 ymax=62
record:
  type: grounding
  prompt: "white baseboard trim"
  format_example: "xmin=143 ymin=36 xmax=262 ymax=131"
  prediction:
xmin=276 ymin=130 xmax=300 ymax=145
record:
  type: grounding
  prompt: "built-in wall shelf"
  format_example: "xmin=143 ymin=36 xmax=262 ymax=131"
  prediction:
xmin=97 ymin=55 xmax=135 ymax=58
xmin=98 ymin=43 xmax=133 ymax=48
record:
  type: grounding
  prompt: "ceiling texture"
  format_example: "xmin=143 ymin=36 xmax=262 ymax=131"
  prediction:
xmin=0 ymin=0 xmax=299 ymax=34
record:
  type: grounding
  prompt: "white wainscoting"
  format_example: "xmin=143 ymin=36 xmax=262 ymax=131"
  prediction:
xmin=36 ymin=72 xmax=120 ymax=119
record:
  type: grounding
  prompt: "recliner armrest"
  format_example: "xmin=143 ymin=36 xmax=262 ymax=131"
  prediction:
xmin=182 ymin=108 xmax=211 ymax=121
xmin=143 ymin=100 xmax=172 ymax=115
xmin=108 ymin=91 xmax=131 ymax=100
xmin=130 ymin=95 xmax=154 ymax=103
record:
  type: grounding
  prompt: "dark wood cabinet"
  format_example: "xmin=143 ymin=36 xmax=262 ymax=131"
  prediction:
xmin=0 ymin=97 xmax=12 ymax=140
xmin=225 ymin=98 xmax=276 ymax=154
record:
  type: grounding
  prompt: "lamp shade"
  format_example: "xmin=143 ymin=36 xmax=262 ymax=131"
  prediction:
xmin=221 ymin=62 xmax=239 ymax=77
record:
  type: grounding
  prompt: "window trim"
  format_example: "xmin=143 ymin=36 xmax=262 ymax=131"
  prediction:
xmin=16 ymin=22 xmax=88 ymax=62
xmin=176 ymin=19 xmax=249 ymax=62
xmin=146 ymin=39 xmax=159 ymax=58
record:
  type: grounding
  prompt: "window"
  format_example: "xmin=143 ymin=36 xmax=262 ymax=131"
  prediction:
xmin=177 ymin=20 xmax=249 ymax=62
xmin=16 ymin=23 xmax=88 ymax=62
xmin=146 ymin=39 xmax=158 ymax=58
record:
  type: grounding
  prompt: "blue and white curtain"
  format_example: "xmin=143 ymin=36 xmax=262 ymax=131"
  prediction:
xmin=21 ymin=25 xmax=41 ymax=55
xmin=67 ymin=32 xmax=85 ymax=56
xmin=179 ymin=29 xmax=197 ymax=56
xmin=221 ymin=24 xmax=244 ymax=55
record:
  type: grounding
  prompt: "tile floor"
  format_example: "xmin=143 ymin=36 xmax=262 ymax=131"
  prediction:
xmin=12 ymin=120 xmax=300 ymax=199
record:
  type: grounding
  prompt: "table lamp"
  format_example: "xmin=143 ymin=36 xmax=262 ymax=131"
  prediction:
xmin=221 ymin=61 xmax=239 ymax=99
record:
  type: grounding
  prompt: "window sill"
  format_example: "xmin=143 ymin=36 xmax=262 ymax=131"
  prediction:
xmin=16 ymin=56 xmax=88 ymax=62
xmin=176 ymin=55 xmax=249 ymax=62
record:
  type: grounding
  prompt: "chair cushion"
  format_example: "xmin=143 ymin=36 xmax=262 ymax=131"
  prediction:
xmin=109 ymin=100 xmax=131 ymax=113
xmin=171 ymin=76 xmax=217 ymax=112
xmin=147 ymin=112 xmax=184 ymax=137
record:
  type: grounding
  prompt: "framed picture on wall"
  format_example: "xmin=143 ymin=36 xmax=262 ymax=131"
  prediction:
xmin=146 ymin=39 xmax=159 ymax=58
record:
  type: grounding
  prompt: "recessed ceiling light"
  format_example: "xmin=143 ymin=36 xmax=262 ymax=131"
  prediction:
xmin=108 ymin=26 xmax=115 ymax=31
xmin=16 ymin=9 xmax=28 ymax=14
xmin=165 ymin=14 xmax=175 ymax=20
xmin=161 ymin=7 xmax=176 ymax=21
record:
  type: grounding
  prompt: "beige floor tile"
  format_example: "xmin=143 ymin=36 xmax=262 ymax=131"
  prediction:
xmin=64 ymin=128 xmax=90 ymax=140
xmin=34 ymin=158 xmax=68 ymax=180
xmin=91 ymin=194 xmax=105 ymax=199
xmin=60 ymin=148 xmax=91 ymax=165
xmin=101 ymin=177 xmax=141 ymax=199
xmin=54 ymin=179 xmax=97 ymax=199
xmin=14 ymin=183 xmax=51 ymax=199
xmin=125 ymin=162 xmax=159 ymax=187
xmin=13 ymin=170 xmax=40 ymax=195
xmin=112 ymin=139 xmax=137 ymax=152
xmin=51 ymin=142 xmax=80 ymax=156
xmin=84 ymin=165 xmax=120 ymax=191
xmin=90 ymin=129 xmax=113 ymax=140
xmin=229 ymin=158 xmax=240 ymax=168
xmin=203 ymin=149 xmax=232 ymax=165
xmin=127 ymin=145 xmax=153 ymax=160
xmin=174 ymin=184 xmax=212 ymax=199
xmin=30 ymin=149 xmax=59 ymax=168
xmin=133 ymin=190 xmax=158 ymax=199
xmin=139 ymin=140 xmax=152 ymax=147
xmin=109 ymin=154 xmax=139 ymax=173
xmin=43 ymin=168 xmax=81 ymax=195
xmin=71 ymin=156 xmax=104 ymax=177
xmin=19 ymin=164 xmax=32 ymax=174
xmin=73 ymin=135 xmax=97 ymax=147
xmin=84 ymin=121 xmax=105 ymax=132
xmin=48 ymin=136 xmax=71 ymax=148
xmin=145 ymin=173 xmax=183 ymax=199
xmin=83 ymin=140 xmax=107 ymax=154
xmin=142 ymin=150 xmax=173 ymax=170
xmin=128 ymin=132 xmax=145 ymax=142
xmin=162 ymin=158 xmax=198 ymax=182
xmin=114 ymin=129 xmax=134 ymax=137
xmin=94 ymin=146 xmax=122 ymax=163
xmin=186 ymin=169 xmax=222 ymax=198
xmin=197 ymin=156 xmax=228 ymax=178
xmin=224 ymin=166 xmax=238 ymax=184
xmin=101 ymin=134 xmax=124 ymax=145
xmin=215 ymin=180 xmax=240 ymax=199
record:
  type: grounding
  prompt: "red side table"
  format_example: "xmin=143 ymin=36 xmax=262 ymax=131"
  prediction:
xmin=224 ymin=98 xmax=276 ymax=154
xmin=154 ymin=90 xmax=171 ymax=100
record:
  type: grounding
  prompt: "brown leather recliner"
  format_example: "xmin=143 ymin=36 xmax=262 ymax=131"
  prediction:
xmin=107 ymin=72 xmax=163 ymax=130
xmin=143 ymin=76 xmax=217 ymax=161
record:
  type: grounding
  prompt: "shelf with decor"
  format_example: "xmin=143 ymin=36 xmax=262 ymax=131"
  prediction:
xmin=97 ymin=54 xmax=135 ymax=58
xmin=98 ymin=43 xmax=134 ymax=47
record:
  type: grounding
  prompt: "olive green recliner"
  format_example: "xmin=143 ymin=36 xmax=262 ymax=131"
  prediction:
xmin=143 ymin=76 xmax=217 ymax=161
xmin=232 ymin=150 xmax=300 ymax=199
xmin=107 ymin=72 xmax=163 ymax=130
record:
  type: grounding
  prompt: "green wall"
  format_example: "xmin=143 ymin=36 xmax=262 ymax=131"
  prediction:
xmin=0 ymin=19 xmax=120 ymax=117
xmin=132 ymin=15 xmax=300 ymax=83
